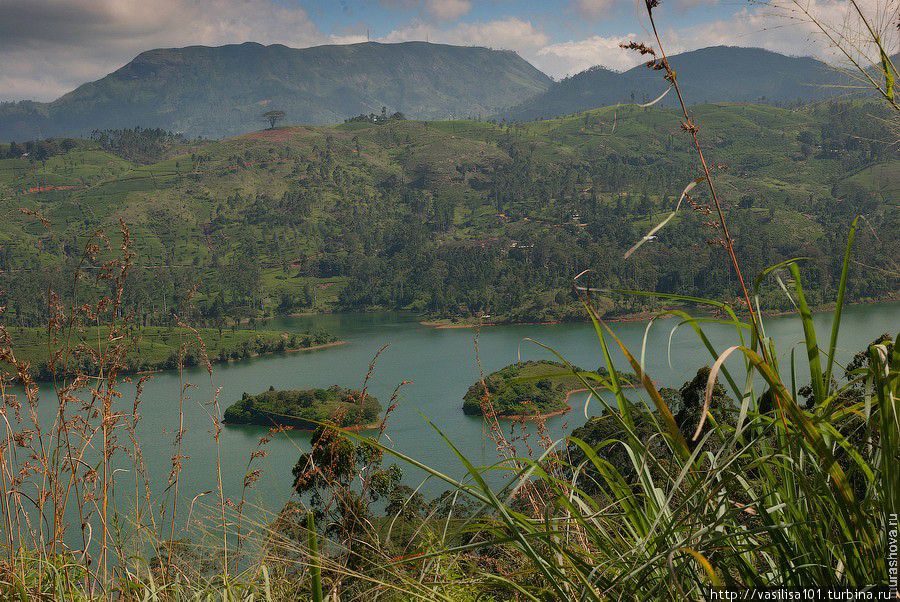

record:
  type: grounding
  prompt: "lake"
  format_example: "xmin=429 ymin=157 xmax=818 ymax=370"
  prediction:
xmin=22 ymin=301 xmax=900 ymax=538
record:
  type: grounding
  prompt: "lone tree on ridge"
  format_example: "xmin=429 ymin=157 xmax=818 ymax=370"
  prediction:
xmin=263 ymin=110 xmax=285 ymax=129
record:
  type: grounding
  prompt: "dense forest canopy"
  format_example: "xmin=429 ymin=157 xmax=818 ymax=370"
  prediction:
xmin=90 ymin=127 xmax=191 ymax=164
xmin=0 ymin=99 xmax=895 ymax=327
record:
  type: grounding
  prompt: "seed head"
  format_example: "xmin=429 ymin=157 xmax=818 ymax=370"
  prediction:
xmin=619 ymin=42 xmax=656 ymax=57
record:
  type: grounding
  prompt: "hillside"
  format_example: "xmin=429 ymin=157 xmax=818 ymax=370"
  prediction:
xmin=504 ymin=46 xmax=852 ymax=121
xmin=1 ymin=100 xmax=895 ymax=327
xmin=0 ymin=41 xmax=550 ymax=140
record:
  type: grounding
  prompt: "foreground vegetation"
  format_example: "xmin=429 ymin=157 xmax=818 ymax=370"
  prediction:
xmin=223 ymin=385 xmax=381 ymax=429
xmin=0 ymin=324 xmax=337 ymax=380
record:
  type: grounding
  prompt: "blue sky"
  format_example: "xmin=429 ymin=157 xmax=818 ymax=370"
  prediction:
xmin=0 ymin=0 xmax=893 ymax=101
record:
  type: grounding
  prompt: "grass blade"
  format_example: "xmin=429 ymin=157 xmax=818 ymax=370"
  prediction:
xmin=789 ymin=263 xmax=825 ymax=405
xmin=307 ymin=512 xmax=323 ymax=602
xmin=824 ymin=216 xmax=858 ymax=393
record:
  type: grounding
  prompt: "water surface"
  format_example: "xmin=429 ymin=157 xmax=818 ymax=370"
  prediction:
xmin=25 ymin=302 xmax=900 ymax=534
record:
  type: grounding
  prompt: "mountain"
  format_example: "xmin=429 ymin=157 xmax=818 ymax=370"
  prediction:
xmin=504 ymin=46 xmax=851 ymax=121
xmin=0 ymin=41 xmax=550 ymax=140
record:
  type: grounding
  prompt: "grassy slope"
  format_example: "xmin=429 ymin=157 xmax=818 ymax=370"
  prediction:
xmin=504 ymin=46 xmax=850 ymax=121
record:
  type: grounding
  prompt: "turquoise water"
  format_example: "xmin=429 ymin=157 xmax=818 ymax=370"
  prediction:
xmin=23 ymin=302 xmax=900 ymax=535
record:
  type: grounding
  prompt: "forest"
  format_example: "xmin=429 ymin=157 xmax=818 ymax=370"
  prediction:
xmin=1 ymin=99 xmax=895 ymax=328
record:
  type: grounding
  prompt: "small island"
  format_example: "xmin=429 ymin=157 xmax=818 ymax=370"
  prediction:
xmin=463 ymin=360 xmax=635 ymax=419
xmin=223 ymin=385 xmax=381 ymax=430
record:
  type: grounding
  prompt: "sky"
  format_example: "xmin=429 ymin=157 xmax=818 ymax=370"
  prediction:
xmin=0 ymin=0 xmax=896 ymax=102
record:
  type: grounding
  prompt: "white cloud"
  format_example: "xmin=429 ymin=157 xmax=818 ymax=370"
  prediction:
xmin=534 ymin=0 xmax=898 ymax=79
xmin=328 ymin=34 xmax=370 ymax=45
xmin=533 ymin=34 xmax=642 ymax=76
xmin=382 ymin=17 xmax=548 ymax=51
xmin=381 ymin=21 xmax=436 ymax=42
xmin=449 ymin=17 xmax=549 ymax=49
xmin=3 ymin=0 xmax=895 ymax=102
xmin=378 ymin=0 xmax=471 ymax=20
xmin=378 ymin=17 xmax=636 ymax=79
xmin=668 ymin=1 xmax=898 ymax=66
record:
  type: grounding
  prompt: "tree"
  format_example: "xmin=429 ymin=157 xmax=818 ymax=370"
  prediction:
xmin=263 ymin=110 xmax=285 ymax=129
xmin=7 ymin=141 xmax=21 ymax=158
xmin=292 ymin=425 xmax=402 ymax=539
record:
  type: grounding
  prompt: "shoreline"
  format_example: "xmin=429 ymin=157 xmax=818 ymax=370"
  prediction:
xmin=492 ymin=387 xmax=587 ymax=421
xmin=223 ymin=418 xmax=382 ymax=432
xmin=489 ymin=381 xmax=645 ymax=421
xmin=212 ymin=340 xmax=347 ymax=364
xmin=498 ymin=405 xmax=573 ymax=421
xmin=420 ymin=319 xmax=562 ymax=330
xmin=96 ymin=340 xmax=347 ymax=380
xmin=419 ymin=295 xmax=899 ymax=330
xmin=284 ymin=340 xmax=346 ymax=353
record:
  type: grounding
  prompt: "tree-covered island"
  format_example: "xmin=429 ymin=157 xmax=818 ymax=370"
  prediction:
xmin=463 ymin=360 xmax=636 ymax=418
xmin=223 ymin=385 xmax=381 ymax=430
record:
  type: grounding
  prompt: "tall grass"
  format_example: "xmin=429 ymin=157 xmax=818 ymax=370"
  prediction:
xmin=360 ymin=259 xmax=895 ymax=598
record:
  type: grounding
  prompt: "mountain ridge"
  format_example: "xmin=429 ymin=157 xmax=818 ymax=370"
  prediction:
xmin=0 ymin=43 xmax=877 ymax=141
xmin=0 ymin=41 xmax=551 ymax=140
xmin=503 ymin=46 xmax=854 ymax=121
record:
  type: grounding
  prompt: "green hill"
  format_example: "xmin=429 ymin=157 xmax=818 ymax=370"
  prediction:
xmin=0 ymin=41 xmax=550 ymax=140
xmin=1 ymin=100 xmax=895 ymax=326
xmin=1 ymin=45 xmax=873 ymax=141
xmin=504 ymin=46 xmax=853 ymax=121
